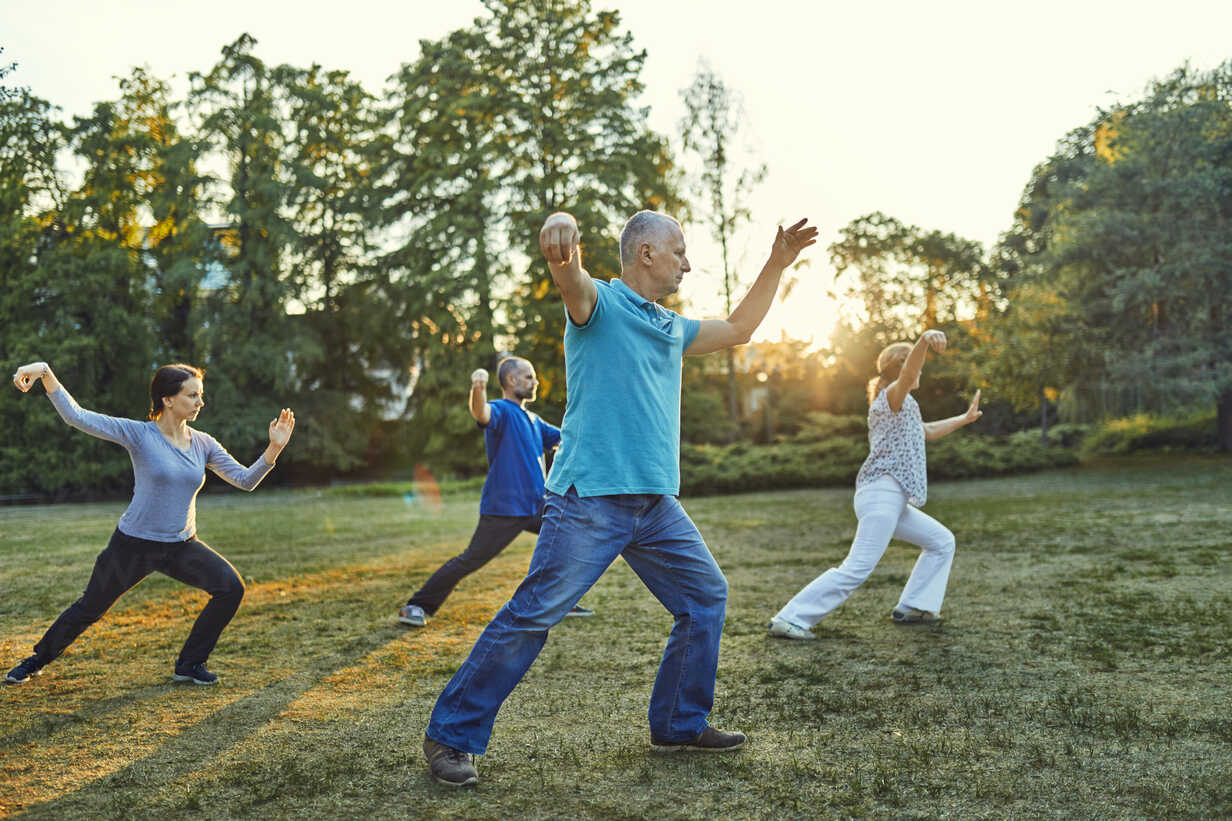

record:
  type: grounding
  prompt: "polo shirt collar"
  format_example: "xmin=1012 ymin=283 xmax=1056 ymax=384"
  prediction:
xmin=611 ymin=278 xmax=655 ymax=308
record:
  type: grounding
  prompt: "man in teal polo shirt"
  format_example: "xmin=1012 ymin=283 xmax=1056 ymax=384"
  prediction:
xmin=423 ymin=208 xmax=817 ymax=786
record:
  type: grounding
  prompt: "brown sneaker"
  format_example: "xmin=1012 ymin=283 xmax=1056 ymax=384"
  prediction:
xmin=650 ymin=726 xmax=746 ymax=753
xmin=423 ymin=734 xmax=478 ymax=786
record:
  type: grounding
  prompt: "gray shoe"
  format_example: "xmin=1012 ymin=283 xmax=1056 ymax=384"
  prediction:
xmin=768 ymin=618 xmax=816 ymax=640
xmin=423 ymin=734 xmax=478 ymax=786
xmin=650 ymin=726 xmax=746 ymax=753
xmin=398 ymin=604 xmax=427 ymax=627
xmin=565 ymin=605 xmax=595 ymax=617
xmin=892 ymin=606 xmax=940 ymax=625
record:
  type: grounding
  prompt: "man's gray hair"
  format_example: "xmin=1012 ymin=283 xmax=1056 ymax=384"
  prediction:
xmin=619 ymin=211 xmax=678 ymax=268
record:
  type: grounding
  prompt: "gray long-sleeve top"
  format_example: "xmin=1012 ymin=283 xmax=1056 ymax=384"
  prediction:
xmin=49 ymin=388 xmax=275 ymax=542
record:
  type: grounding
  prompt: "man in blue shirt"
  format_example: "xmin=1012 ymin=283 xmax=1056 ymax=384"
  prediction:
xmin=397 ymin=357 xmax=593 ymax=627
xmin=423 ymin=209 xmax=817 ymax=787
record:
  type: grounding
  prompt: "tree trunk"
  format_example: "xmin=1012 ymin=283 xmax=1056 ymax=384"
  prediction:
xmin=1040 ymin=385 xmax=1049 ymax=446
xmin=1217 ymin=389 xmax=1232 ymax=452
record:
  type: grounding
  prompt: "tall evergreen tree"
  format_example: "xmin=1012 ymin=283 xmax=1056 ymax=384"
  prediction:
xmin=381 ymin=27 xmax=513 ymax=474
xmin=189 ymin=34 xmax=296 ymax=458
xmin=486 ymin=0 xmax=678 ymax=411
xmin=277 ymin=61 xmax=386 ymax=470
xmin=379 ymin=0 xmax=677 ymax=471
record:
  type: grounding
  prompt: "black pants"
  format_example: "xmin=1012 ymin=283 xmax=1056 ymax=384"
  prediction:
xmin=32 ymin=528 xmax=245 ymax=668
xmin=407 ymin=513 xmax=542 ymax=615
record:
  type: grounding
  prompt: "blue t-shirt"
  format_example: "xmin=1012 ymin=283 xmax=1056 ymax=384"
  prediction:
xmin=479 ymin=398 xmax=562 ymax=517
xmin=546 ymin=278 xmax=701 ymax=497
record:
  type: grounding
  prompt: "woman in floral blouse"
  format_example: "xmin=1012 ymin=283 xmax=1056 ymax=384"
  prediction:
xmin=769 ymin=330 xmax=982 ymax=639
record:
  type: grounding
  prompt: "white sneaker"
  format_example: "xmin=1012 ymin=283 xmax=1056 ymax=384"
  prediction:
xmin=891 ymin=606 xmax=940 ymax=625
xmin=768 ymin=618 xmax=816 ymax=640
xmin=398 ymin=604 xmax=427 ymax=627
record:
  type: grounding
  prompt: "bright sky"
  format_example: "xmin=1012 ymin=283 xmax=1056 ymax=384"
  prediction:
xmin=7 ymin=0 xmax=1231 ymax=346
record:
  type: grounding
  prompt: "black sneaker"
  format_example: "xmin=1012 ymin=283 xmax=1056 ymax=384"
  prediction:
xmin=650 ymin=725 xmax=746 ymax=753
xmin=423 ymin=734 xmax=478 ymax=786
xmin=5 ymin=655 xmax=44 ymax=684
xmin=173 ymin=661 xmax=219 ymax=685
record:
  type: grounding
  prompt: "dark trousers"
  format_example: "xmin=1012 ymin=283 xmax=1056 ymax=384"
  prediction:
xmin=33 ymin=528 xmax=245 ymax=668
xmin=407 ymin=513 xmax=542 ymax=615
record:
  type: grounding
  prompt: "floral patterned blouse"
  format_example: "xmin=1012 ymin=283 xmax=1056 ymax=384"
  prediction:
xmin=855 ymin=389 xmax=928 ymax=506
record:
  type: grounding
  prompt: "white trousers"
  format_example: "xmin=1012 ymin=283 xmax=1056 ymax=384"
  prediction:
xmin=776 ymin=475 xmax=956 ymax=628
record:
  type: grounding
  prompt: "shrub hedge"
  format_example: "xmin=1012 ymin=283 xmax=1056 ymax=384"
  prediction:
xmin=680 ymin=432 xmax=1078 ymax=496
xmin=323 ymin=410 xmax=1218 ymax=499
xmin=1079 ymin=410 xmax=1218 ymax=456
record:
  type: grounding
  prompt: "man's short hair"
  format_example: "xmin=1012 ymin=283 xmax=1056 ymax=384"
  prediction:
xmin=620 ymin=211 xmax=678 ymax=268
xmin=497 ymin=357 xmax=530 ymax=389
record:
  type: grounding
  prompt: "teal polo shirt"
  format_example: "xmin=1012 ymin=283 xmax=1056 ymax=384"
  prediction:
xmin=546 ymin=278 xmax=701 ymax=497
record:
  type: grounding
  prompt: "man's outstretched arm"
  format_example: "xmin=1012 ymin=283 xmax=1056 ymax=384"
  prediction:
xmin=539 ymin=212 xmax=598 ymax=326
xmin=685 ymin=219 xmax=818 ymax=356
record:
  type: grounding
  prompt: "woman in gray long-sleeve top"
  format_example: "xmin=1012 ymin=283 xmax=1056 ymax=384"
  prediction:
xmin=5 ymin=361 xmax=296 ymax=686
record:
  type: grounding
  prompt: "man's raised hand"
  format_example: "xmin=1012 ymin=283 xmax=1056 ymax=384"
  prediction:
xmin=539 ymin=212 xmax=580 ymax=268
xmin=768 ymin=218 xmax=819 ymax=270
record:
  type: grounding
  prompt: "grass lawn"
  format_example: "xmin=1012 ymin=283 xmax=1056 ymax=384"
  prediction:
xmin=1 ymin=456 xmax=1229 ymax=819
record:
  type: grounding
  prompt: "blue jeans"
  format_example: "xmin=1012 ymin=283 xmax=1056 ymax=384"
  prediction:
xmin=426 ymin=489 xmax=728 ymax=755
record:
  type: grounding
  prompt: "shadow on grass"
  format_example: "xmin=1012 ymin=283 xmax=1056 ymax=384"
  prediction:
xmin=0 ymin=683 xmax=174 ymax=750
xmin=13 ymin=622 xmax=412 ymax=820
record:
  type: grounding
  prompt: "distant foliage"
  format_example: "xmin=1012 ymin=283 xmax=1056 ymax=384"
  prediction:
xmin=680 ymin=432 xmax=1077 ymax=496
xmin=1080 ymin=411 xmax=1219 ymax=456
xmin=789 ymin=412 xmax=869 ymax=442
xmin=4 ymin=38 xmax=1231 ymax=499
xmin=926 ymin=436 xmax=1078 ymax=480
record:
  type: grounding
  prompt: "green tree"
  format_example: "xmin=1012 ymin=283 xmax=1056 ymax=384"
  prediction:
xmin=378 ymin=0 xmax=678 ymax=471
xmin=0 ymin=58 xmax=75 ymax=494
xmin=111 ymin=67 xmax=212 ymax=364
xmin=1014 ymin=63 xmax=1232 ymax=448
xmin=189 ymin=34 xmax=296 ymax=460
xmin=827 ymin=213 xmax=990 ymax=417
xmin=0 ymin=60 xmax=169 ymax=494
xmin=486 ymin=0 xmax=679 ymax=408
xmin=277 ymin=61 xmax=386 ymax=471
xmin=977 ymin=283 xmax=1073 ymax=443
xmin=380 ymin=26 xmax=513 ymax=474
xmin=678 ymin=61 xmax=766 ymax=427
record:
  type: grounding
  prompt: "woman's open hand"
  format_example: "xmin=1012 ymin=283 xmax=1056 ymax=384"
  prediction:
xmin=964 ymin=390 xmax=982 ymax=424
xmin=268 ymin=408 xmax=296 ymax=450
